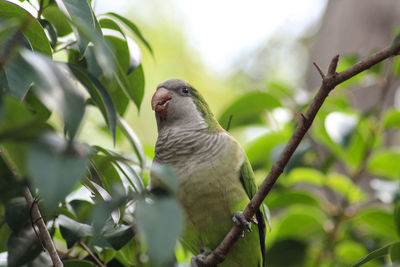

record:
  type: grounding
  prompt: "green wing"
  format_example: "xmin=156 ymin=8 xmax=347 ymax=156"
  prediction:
xmin=239 ymin=157 xmax=266 ymax=267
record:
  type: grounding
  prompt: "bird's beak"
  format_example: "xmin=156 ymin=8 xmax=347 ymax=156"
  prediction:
xmin=151 ymin=87 xmax=172 ymax=118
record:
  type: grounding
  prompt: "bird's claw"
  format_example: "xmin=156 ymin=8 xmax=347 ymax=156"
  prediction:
xmin=232 ymin=211 xmax=257 ymax=235
xmin=191 ymin=250 xmax=214 ymax=267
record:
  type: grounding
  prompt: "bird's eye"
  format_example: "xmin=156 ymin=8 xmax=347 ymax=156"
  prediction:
xmin=181 ymin=87 xmax=190 ymax=94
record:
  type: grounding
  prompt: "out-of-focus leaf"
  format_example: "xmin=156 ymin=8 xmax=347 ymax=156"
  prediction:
xmin=64 ymin=259 xmax=95 ymax=267
xmin=335 ymin=241 xmax=368 ymax=265
xmin=128 ymin=63 xmax=145 ymax=110
xmin=24 ymin=89 xmax=51 ymax=121
xmin=149 ymin=163 xmax=179 ymax=195
xmin=115 ymin=238 xmax=137 ymax=266
xmin=0 ymin=222 xmax=11 ymax=252
xmin=3 ymin=56 xmax=35 ymax=100
xmin=246 ymin=128 xmax=291 ymax=169
xmin=5 ymin=197 xmax=29 ymax=234
xmin=97 ymin=248 xmax=116 ymax=264
xmin=136 ymin=197 xmax=183 ymax=267
xmin=218 ymin=91 xmax=281 ymax=129
xmin=0 ymin=157 xmax=20 ymax=205
xmin=275 ymin=210 xmax=324 ymax=240
xmin=285 ymin=167 xmax=325 ymax=186
xmin=104 ymin=224 xmax=135 ymax=250
xmin=39 ymin=19 xmax=57 ymax=48
xmin=69 ymin=65 xmax=117 ymax=142
xmin=383 ymin=109 xmax=400 ymax=129
xmin=105 ymin=35 xmax=130 ymax=73
xmin=27 ymin=132 xmax=90 ymax=213
xmin=42 ymin=4 xmax=73 ymax=37
xmin=395 ymin=202 xmax=400 ymax=238
xmin=368 ymin=150 xmax=400 ymax=180
xmin=357 ymin=209 xmax=397 ymax=239
xmin=265 ymin=239 xmax=307 ymax=267
xmin=100 ymin=75 xmax=129 ymax=116
xmin=59 ymin=214 xmax=93 ymax=248
xmin=56 ymin=0 xmax=95 ymax=55
xmin=390 ymin=242 xmax=400 ymax=264
xmin=7 ymin=227 xmax=42 ymax=267
xmin=351 ymin=242 xmax=396 ymax=267
xmin=21 ymin=50 xmax=86 ymax=139
xmin=326 ymin=173 xmax=366 ymax=203
xmin=90 ymin=154 xmax=124 ymax=194
xmin=106 ymin=12 xmax=153 ymax=55
xmin=118 ymin=117 xmax=145 ymax=175
xmin=0 ymin=1 xmax=52 ymax=55
xmin=267 ymin=190 xmax=319 ymax=211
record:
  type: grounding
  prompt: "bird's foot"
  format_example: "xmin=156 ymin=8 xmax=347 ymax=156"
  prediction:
xmin=191 ymin=250 xmax=215 ymax=267
xmin=232 ymin=211 xmax=258 ymax=237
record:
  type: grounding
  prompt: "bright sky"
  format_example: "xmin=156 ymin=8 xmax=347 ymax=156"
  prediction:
xmin=95 ymin=0 xmax=327 ymax=73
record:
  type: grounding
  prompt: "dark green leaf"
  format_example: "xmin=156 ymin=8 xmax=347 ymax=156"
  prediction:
xmin=7 ymin=227 xmax=42 ymax=267
xmin=104 ymin=35 xmax=130 ymax=73
xmin=106 ymin=12 xmax=153 ymax=55
xmin=3 ymin=56 xmax=35 ymax=99
xmin=21 ymin=50 xmax=86 ymax=139
xmin=27 ymin=132 xmax=90 ymax=213
xmin=351 ymin=242 xmax=396 ymax=267
xmin=59 ymin=214 xmax=93 ymax=248
xmin=58 ymin=0 xmax=95 ymax=55
xmin=115 ymin=238 xmax=137 ymax=266
xmin=266 ymin=239 xmax=307 ymax=267
xmin=5 ymin=197 xmax=29 ymax=234
xmin=0 ymin=1 xmax=52 ymax=55
xmin=69 ymin=65 xmax=117 ymax=142
xmin=218 ymin=91 xmax=281 ymax=129
xmin=90 ymin=154 xmax=124 ymax=194
xmin=64 ymin=259 xmax=95 ymax=267
xmin=0 ymin=222 xmax=11 ymax=252
xmin=104 ymin=225 xmax=135 ymax=250
xmin=39 ymin=19 xmax=57 ymax=48
xmin=128 ymin=63 xmax=145 ymax=110
xmin=149 ymin=163 xmax=178 ymax=195
xmin=118 ymin=117 xmax=145 ymax=175
xmin=395 ymin=202 xmax=400 ymax=238
xmin=42 ymin=4 xmax=73 ymax=37
xmin=136 ymin=197 xmax=183 ymax=267
xmin=390 ymin=242 xmax=400 ymax=264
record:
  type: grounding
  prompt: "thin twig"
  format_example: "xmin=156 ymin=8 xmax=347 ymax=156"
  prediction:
xmin=79 ymin=240 xmax=106 ymax=267
xmin=226 ymin=115 xmax=233 ymax=131
xmin=313 ymin=62 xmax=325 ymax=79
xmin=23 ymin=187 xmax=63 ymax=267
xmin=200 ymin=40 xmax=400 ymax=267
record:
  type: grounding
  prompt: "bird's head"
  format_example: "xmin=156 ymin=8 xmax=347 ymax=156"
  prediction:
xmin=151 ymin=78 xmax=222 ymax=132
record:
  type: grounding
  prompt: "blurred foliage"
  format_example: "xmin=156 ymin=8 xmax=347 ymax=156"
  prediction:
xmin=0 ymin=0 xmax=400 ymax=267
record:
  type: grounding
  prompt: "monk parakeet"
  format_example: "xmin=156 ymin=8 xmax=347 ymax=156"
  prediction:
xmin=150 ymin=79 xmax=266 ymax=267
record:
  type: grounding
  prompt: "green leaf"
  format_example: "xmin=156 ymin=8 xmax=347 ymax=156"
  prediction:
xmin=276 ymin=210 xmax=324 ymax=240
xmin=335 ymin=241 xmax=368 ymax=265
xmin=267 ymin=190 xmax=319 ymax=211
xmin=21 ymin=50 xmax=86 ymax=139
xmin=118 ymin=117 xmax=145 ymax=175
xmin=358 ymin=209 xmax=397 ymax=239
xmin=3 ymin=56 xmax=35 ymax=100
xmin=57 ymin=0 xmax=96 ymax=55
xmin=136 ymin=197 xmax=183 ymax=267
xmin=90 ymin=154 xmax=125 ymax=194
xmin=383 ymin=108 xmax=400 ymax=129
xmin=368 ymin=150 xmax=400 ymax=180
xmin=266 ymin=239 xmax=307 ymax=267
xmin=7 ymin=227 xmax=43 ymax=267
xmin=128 ymin=63 xmax=145 ymax=110
xmin=285 ymin=167 xmax=325 ymax=186
xmin=42 ymin=4 xmax=73 ymax=37
xmin=149 ymin=163 xmax=179 ymax=195
xmin=5 ymin=197 xmax=29 ymax=234
xmin=0 ymin=222 xmax=11 ymax=253
xmin=115 ymin=238 xmax=137 ymax=266
xmin=352 ymin=242 xmax=396 ymax=267
xmin=64 ymin=259 xmax=95 ymax=267
xmin=105 ymin=12 xmax=153 ymax=55
xmin=27 ymin=132 xmax=90 ymax=213
xmin=0 ymin=1 xmax=52 ymax=55
xmin=390 ymin=242 xmax=400 ymax=264
xmin=104 ymin=35 xmax=130 ymax=73
xmin=104 ymin=225 xmax=135 ymax=250
xmin=246 ymin=128 xmax=291 ymax=169
xmin=69 ymin=65 xmax=117 ymax=142
xmin=59 ymin=214 xmax=93 ymax=248
xmin=395 ymin=202 xmax=400 ymax=238
xmin=39 ymin=19 xmax=57 ymax=48
xmin=218 ymin=91 xmax=281 ymax=129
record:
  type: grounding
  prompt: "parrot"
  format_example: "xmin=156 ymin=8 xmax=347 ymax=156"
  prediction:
xmin=150 ymin=78 xmax=266 ymax=267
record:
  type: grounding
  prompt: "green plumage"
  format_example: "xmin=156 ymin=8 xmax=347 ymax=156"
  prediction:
xmin=151 ymin=78 xmax=266 ymax=267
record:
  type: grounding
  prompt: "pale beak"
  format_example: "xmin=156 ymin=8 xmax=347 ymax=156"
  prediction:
xmin=151 ymin=87 xmax=172 ymax=118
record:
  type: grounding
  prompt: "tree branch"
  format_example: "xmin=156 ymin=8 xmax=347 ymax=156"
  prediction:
xmin=23 ymin=187 xmax=63 ymax=267
xmin=201 ymin=41 xmax=400 ymax=266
